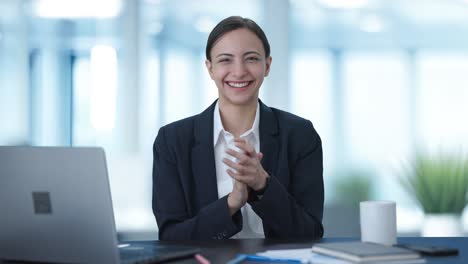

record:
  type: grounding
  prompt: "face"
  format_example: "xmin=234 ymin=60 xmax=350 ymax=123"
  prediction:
xmin=205 ymin=28 xmax=272 ymax=107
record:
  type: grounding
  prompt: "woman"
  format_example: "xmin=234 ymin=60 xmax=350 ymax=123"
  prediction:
xmin=152 ymin=16 xmax=323 ymax=240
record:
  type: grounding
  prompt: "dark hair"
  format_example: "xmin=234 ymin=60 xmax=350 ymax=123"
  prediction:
xmin=205 ymin=16 xmax=270 ymax=61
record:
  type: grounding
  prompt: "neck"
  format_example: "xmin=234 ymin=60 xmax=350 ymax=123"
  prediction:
xmin=218 ymin=100 xmax=257 ymax=138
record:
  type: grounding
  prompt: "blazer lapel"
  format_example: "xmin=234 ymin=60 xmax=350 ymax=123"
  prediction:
xmin=191 ymin=101 xmax=219 ymax=206
xmin=259 ymin=100 xmax=279 ymax=176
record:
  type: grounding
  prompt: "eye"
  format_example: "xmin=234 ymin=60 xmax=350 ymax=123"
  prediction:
xmin=218 ymin=58 xmax=231 ymax=63
xmin=246 ymin=57 xmax=260 ymax=62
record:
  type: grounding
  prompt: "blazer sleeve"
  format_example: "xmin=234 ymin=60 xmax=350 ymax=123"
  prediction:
xmin=152 ymin=126 xmax=242 ymax=240
xmin=249 ymin=120 xmax=324 ymax=239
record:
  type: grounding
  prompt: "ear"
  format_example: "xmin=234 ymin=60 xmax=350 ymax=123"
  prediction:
xmin=205 ymin=59 xmax=214 ymax=80
xmin=264 ymin=56 xmax=272 ymax=77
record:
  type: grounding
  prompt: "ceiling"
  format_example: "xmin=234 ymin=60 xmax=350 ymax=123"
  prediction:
xmin=2 ymin=0 xmax=468 ymax=50
xmin=0 ymin=0 xmax=467 ymax=25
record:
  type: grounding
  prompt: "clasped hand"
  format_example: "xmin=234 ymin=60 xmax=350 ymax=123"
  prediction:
xmin=225 ymin=138 xmax=269 ymax=215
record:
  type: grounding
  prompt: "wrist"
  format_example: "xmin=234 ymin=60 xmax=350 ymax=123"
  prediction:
xmin=227 ymin=192 xmax=243 ymax=215
xmin=227 ymin=194 xmax=238 ymax=215
xmin=253 ymin=174 xmax=270 ymax=196
xmin=253 ymin=170 xmax=270 ymax=191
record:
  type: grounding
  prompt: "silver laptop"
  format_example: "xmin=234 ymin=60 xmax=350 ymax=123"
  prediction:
xmin=0 ymin=146 xmax=197 ymax=264
xmin=0 ymin=146 xmax=121 ymax=263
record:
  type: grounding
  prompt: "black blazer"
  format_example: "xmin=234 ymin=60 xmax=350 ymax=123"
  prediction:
xmin=152 ymin=100 xmax=324 ymax=240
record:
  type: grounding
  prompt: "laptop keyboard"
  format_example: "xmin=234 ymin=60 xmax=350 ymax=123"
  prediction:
xmin=120 ymin=246 xmax=160 ymax=263
xmin=119 ymin=244 xmax=199 ymax=264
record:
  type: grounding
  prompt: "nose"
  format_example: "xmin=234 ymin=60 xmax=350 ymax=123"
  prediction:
xmin=232 ymin=60 xmax=247 ymax=78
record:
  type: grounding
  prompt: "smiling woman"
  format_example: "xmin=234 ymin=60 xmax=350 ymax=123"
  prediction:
xmin=152 ymin=16 xmax=324 ymax=241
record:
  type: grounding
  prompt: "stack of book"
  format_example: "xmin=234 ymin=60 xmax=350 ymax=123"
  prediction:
xmin=311 ymin=241 xmax=424 ymax=263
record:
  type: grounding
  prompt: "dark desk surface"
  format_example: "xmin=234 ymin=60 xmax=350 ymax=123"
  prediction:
xmin=128 ymin=237 xmax=467 ymax=264
xmin=1 ymin=237 xmax=465 ymax=263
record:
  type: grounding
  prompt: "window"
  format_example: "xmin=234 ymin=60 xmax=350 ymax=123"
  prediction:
xmin=343 ymin=52 xmax=412 ymax=202
xmin=416 ymin=52 xmax=468 ymax=151
xmin=290 ymin=51 xmax=333 ymax=171
xmin=72 ymin=45 xmax=118 ymax=146
xmin=343 ymin=52 xmax=412 ymax=168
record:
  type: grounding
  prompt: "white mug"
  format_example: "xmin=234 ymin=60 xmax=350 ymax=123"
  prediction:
xmin=360 ymin=200 xmax=397 ymax=245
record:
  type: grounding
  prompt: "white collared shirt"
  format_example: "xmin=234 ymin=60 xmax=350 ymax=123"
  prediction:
xmin=213 ymin=101 xmax=265 ymax=238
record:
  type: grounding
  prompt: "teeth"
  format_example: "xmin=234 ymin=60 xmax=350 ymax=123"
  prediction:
xmin=228 ymin=82 xmax=249 ymax=88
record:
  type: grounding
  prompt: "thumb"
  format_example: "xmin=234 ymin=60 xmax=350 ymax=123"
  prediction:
xmin=257 ymin=152 xmax=263 ymax=161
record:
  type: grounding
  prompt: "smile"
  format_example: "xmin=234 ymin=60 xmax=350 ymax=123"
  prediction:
xmin=226 ymin=81 xmax=252 ymax=88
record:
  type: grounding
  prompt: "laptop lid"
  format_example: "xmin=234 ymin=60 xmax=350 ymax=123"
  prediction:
xmin=0 ymin=146 xmax=120 ymax=264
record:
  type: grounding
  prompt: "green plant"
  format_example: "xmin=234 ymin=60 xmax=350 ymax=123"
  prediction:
xmin=399 ymin=152 xmax=468 ymax=214
xmin=334 ymin=170 xmax=373 ymax=206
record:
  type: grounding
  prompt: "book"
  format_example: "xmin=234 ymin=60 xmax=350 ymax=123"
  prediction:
xmin=311 ymin=241 xmax=422 ymax=263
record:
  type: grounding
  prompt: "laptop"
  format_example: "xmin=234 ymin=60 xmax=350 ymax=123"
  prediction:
xmin=0 ymin=146 xmax=198 ymax=264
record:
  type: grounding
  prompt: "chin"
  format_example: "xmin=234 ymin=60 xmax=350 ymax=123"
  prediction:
xmin=224 ymin=95 xmax=258 ymax=106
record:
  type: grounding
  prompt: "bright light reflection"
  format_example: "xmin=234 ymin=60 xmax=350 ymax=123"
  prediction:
xmin=34 ymin=0 xmax=122 ymax=18
xmin=148 ymin=22 xmax=164 ymax=35
xmin=317 ymin=0 xmax=368 ymax=9
xmin=90 ymin=45 xmax=117 ymax=131
xmin=195 ymin=16 xmax=216 ymax=33
xmin=360 ymin=15 xmax=385 ymax=33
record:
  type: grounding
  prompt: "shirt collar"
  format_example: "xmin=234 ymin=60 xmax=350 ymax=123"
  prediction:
xmin=213 ymin=101 xmax=260 ymax=146
xmin=213 ymin=102 xmax=224 ymax=146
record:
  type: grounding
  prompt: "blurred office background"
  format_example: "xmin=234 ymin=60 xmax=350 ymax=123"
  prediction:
xmin=1 ymin=0 xmax=468 ymax=238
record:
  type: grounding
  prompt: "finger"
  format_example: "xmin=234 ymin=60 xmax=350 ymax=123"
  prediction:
xmin=226 ymin=169 xmax=244 ymax=181
xmin=223 ymin=158 xmax=245 ymax=174
xmin=224 ymin=159 xmax=257 ymax=177
xmin=225 ymin=149 xmax=250 ymax=165
xmin=233 ymin=179 xmax=247 ymax=187
xmin=233 ymin=138 xmax=255 ymax=153
xmin=232 ymin=179 xmax=248 ymax=190
xmin=227 ymin=168 xmax=248 ymax=181
xmin=227 ymin=169 xmax=257 ymax=186
xmin=234 ymin=140 xmax=256 ymax=157
xmin=225 ymin=148 xmax=242 ymax=159
xmin=257 ymin=152 xmax=263 ymax=161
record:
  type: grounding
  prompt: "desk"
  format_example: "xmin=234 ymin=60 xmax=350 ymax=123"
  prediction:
xmin=1 ymin=237 xmax=465 ymax=263
xmin=127 ymin=237 xmax=467 ymax=263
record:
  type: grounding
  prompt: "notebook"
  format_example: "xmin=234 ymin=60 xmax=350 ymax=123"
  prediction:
xmin=0 ymin=146 xmax=198 ymax=264
xmin=311 ymin=241 xmax=422 ymax=263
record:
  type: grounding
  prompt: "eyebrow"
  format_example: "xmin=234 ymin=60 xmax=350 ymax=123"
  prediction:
xmin=215 ymin=51 xmax=262 ymax=58
xmin=215 ymin=53 xmax=233 ymax=58
xmin=244 ymin=51 xmax=261 ymax=56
